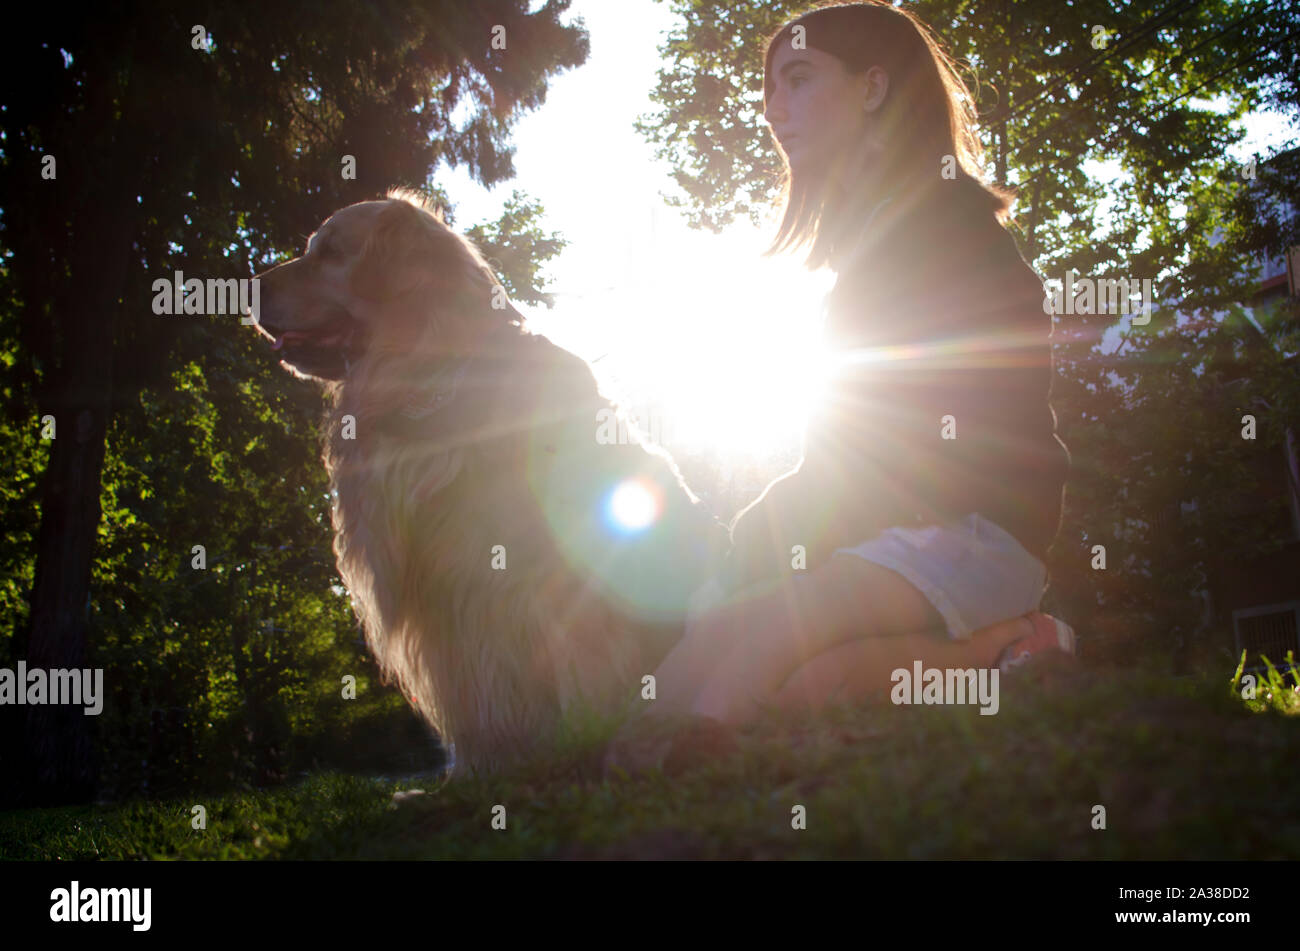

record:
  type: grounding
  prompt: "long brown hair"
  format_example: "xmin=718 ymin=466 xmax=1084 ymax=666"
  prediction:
xmin=763 ymin=1 xmax=1016 ymax=270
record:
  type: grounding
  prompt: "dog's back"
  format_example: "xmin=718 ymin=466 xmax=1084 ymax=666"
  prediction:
xmin=326 ymin=324 xmax=729 ymax=773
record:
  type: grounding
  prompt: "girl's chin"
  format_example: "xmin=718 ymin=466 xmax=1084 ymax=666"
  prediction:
xmin=786 ymin=149 xmax=816 ymax=171
xmin=787 ymin=149 xmax=832 ymax=177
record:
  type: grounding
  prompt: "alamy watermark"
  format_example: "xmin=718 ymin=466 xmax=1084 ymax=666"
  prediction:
xmin=891 ymin=661 xmax=999 ymax=715
xmin=152 ymin=270 xmax=259 ymax=323
xmin=0 ymin=663 xmax=104 ymax=715
xmin=50 ymin=881 xmax=151 ymax=931
xmin=595 ymin=406 xmax=679 ymax=448
xmin=1042 ymin=269 xmax=1152 ymax=324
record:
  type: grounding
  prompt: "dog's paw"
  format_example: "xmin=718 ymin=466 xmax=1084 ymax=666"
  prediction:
xmin=602 ymin=711 xmax=739 ymax=780
xmin=389 ymin=788 xmax=429 ymax=809
xmin=601 ymin=720 xmax=676 ymax=780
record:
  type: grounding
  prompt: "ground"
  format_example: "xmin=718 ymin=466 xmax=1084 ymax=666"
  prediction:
xmin=3 ymin=657 xmax=1298 ymax=860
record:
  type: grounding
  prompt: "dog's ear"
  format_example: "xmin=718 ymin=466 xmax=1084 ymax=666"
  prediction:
xmin=349 ymin=200 xmax=443 ymax=301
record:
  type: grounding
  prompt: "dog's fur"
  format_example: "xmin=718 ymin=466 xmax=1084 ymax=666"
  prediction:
xmin=252 ymin=189 xmax=731 ymax=774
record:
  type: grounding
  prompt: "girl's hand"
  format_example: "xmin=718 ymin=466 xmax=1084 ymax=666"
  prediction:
xmin=647 ymin=583 xmax=803 ymax=723
xmin=643 ymin=603 xmax=744 ymax=718
xmin=689 ymin=630 xmax=796 ymax=725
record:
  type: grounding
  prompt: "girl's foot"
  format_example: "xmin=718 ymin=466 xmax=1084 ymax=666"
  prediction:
xmin=995 ymin=612 xmax=1077 ymax=673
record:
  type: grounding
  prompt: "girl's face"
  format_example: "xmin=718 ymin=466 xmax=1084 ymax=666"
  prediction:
xmin=764 ymin=43 xmax=885 ymax=182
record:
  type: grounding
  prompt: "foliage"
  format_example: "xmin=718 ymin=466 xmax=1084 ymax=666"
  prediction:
xmin=1232 ymin=648 xmax=1300 ymax=715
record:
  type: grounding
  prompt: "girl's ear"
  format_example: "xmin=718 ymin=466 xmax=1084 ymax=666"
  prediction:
xmin=349 ymin=200 xmax=440 ymax=301
xmin=861 ymin=65 xmax=889 ymax=114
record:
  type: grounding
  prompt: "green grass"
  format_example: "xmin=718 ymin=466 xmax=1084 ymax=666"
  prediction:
xmin=3 ymin=658 xmax=1298 ymax=860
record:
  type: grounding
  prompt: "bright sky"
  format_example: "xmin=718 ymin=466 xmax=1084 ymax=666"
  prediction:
xmin=437 ymin=0 xmax=834 ymax=462
xmin=436 ymin=0 xmax=1298 ymax=458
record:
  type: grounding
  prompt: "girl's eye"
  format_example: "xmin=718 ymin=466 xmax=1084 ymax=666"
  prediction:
xmin=790 ymin=75 xmax=807 ymax=89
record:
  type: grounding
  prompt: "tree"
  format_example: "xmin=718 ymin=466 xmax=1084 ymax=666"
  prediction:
xmin=0 ymin=0 xmax=585 ymax=805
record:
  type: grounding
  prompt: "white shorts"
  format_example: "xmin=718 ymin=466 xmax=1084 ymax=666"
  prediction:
xmin=831 ymin=512 xmax=1047 ymax=640
xmin=687 ymin=512 xmax=1047 ymax=641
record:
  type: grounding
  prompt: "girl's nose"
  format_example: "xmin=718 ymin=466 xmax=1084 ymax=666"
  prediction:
xmin=764 ymin=91 xmax=785 ymax=126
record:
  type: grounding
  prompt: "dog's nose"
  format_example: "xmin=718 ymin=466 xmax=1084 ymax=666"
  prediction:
xmin=244 ymin=275 xmax=279 ymax=332
xmin=242 ymin=293 xmax=265 ymax=330
xmin=245 ymin=300 xmax=283 ymax=340
xmin=251 ymin=316 xmax=278 ymax=342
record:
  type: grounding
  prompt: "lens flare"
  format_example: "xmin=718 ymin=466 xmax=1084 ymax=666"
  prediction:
xmin=605 ymin=479 xmax=661 ymax=533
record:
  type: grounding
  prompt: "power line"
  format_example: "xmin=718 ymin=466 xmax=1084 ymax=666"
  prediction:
xmin=1013 ymin=12 xmax=1289 ymax=193
xmin=1153 ymin=24 xmax=1300 ymax=115
xmin=989 ymin=0 xmax=1203 ymax=129
xmin=1013 ymin=3 xmax=1265 ymax=163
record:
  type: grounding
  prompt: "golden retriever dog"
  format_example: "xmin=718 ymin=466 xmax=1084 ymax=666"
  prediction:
xmin=250 ymin=189 xmax=731 ymax=775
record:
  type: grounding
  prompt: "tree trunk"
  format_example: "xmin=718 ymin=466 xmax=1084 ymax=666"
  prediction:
xmin=1026 ymin=180 xmax=1042 ymax=262
xmin=14 ymin=52 xmax=142 ymax=805
xmin=18 ymin=406 xmax=112 ymax=804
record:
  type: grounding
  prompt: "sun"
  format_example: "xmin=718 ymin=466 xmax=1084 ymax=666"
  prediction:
xmin=654 ymin=333 xmax=835 ymax=457
xmin=518 ymin=210 xmax=841 ymax=462
xmin=586 ymin=231 xmax=839 ymax=461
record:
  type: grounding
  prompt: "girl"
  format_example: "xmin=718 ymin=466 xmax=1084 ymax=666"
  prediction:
xmin=649 ymin=1 xmax=1075 ymax=725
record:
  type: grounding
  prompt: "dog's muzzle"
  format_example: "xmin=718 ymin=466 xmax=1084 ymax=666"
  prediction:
xmin=252 ymin=303 xmax=362 ymax=381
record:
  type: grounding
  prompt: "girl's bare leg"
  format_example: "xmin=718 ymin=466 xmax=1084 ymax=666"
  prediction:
xmin=673 ymin=554 xmax=1032 ymax=723
xmin=770 ymin=615 xmax=1031 ymax=714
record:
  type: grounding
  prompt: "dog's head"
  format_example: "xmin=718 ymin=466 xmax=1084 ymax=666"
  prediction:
xmin=250 ymin=189 xmax=516 ymax=381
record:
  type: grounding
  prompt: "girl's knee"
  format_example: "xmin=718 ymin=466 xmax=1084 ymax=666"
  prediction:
xmin=773 ymin=640 xmax=877 ymax=711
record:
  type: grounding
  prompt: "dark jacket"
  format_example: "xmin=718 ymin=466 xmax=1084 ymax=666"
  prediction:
xmin=725 ymin=177 xmax=1070 ymax=590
